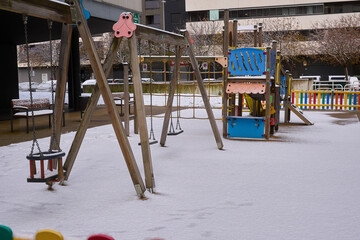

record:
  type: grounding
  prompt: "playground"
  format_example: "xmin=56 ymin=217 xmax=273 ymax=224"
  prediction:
xmin=1 ymin=107 xmax=360 ymax=239
xmin=1 ymin=1 xmax=360 ymax=239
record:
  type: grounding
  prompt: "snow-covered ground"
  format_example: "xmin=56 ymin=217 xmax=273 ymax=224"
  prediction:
xmin=2 ymin=93 xmax=360 ymax=240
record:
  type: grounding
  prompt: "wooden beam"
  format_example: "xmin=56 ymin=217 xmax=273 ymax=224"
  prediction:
xmin=63 ymin=36 xmax=122 ymax=182
xmin=51 ymin=23 xmax=72 ymax=151
xmin=222 ymin=9 xmax=229 ymax=138
xmin=0 ymin=0 xmax=73 ymax=24
xmin=284 ymin=70 xmax=290 ymax=124
xmin=160 ymin=45 xmax=181 ymax=147
xmin=264 ymin=47 xmax=271 ymax=140
xmin=183 ymin=30 xmax=224 ymax=150
xmin=72 ymin=0 xmax=145 ymax=197
xmin=128 ymin=33 xmax=155 ymax=191
xmin=123 ymin=63 xmax=130 ymax=136
xmin=135 ymin=24 xmax=184 ymax=47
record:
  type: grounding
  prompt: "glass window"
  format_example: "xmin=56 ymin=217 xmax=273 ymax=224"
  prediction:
xmin=269 ymin=8 xmax=277 ymax=16
xmin=289 ymin=7 xmax=296 ymax=15
xmin=282 ymin=8 xmax=289 ymax=15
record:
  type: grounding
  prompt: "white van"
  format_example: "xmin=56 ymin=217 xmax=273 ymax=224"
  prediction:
xmin=328 ymin=75 xmax=347 ymax=82
xmin=299 ymin=75 xmax=321 ymax=82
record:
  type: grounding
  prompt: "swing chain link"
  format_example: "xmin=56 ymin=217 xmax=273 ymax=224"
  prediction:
xmin=23 ymin=15 xmax=42 ymax=157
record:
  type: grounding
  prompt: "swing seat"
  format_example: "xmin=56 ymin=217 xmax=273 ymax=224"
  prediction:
xmin=138 ymin=139 xmax=158 ymax=146
xmin=27 ymin=151 xmax=65 ymax=183
xmin=167 ymin=129 xmax=184 ymax=136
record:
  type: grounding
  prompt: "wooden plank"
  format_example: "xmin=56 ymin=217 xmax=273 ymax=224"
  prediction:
xmin=51 ymin=23 xmax=72 ymax=151
xmin=264 ymin=47 xmax=271 ymax=139
xmin=128 ymin=32 xmax=155 ymax=191
xmin=0 ymin=0 xmax=73 ymax=24
xmin=123 ymin=63 xmax=130 ymax=136
xmin=288 ymin=104 xmax=314 ymax=125
xmin=183 ymin=30 xmax=224 ymax=150
xmin=222 ymin=9 xmax=229 ymax=138
xmin=73 ymin=0 xmax=145 ymax=196
xmin=160 ymin=45 xmax=181 ymax=147
xmin=63 ymin=36 xmax=122 ymax=181
xmin=135 ymin=23 xmax=184 ymax=46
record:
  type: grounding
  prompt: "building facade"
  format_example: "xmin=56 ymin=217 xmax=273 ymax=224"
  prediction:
xmin=185 ymin=0 xmax=360 ymax=79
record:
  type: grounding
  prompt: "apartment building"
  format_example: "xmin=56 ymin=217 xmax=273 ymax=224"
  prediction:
xmin=185 ymin=0 xmax=360 ymax=78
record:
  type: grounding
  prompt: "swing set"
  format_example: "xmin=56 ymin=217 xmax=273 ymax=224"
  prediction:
xmin=2 ymin=0 xmax=223 ymax=198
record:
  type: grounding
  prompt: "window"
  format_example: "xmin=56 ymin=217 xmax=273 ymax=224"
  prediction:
xmin=146 ymin=15 xmax=154 ymax=25
xmin=145 ymin=0 xmax=160 ymax=9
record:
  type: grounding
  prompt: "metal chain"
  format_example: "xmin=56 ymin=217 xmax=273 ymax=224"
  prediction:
xmin=48 ymin=20 xmax=62 ymax=152
xmin=23 ymin=15 xmax=42 ymax=156
xmin=175 ymin=52 xmax=182 ymax=131
xmin=148 ymin=41 xmax=156 ymax=141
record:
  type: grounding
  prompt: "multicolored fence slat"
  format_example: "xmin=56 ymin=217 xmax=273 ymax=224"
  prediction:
xmin=291 ymin=90 xmax=360 ymax=110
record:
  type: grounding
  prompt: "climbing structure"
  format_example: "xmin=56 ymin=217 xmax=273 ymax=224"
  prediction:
xmin=225 ymin=42 xmax=279 ymax=139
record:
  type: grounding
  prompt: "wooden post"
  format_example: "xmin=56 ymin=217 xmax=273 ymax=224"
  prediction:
xmin=183 ymin=30 xmax=224 ymax=150
xmin=264 ymin=47 xmax=271 ymax=139
xmin=71 ymin=0 xmax=145 ymax=197
xmin=222 ymin=9 xmax=229 ymax=138
xmin=160 ymin=45 xmax=181 ymax=147
xmin=51 ymin=23 xmax=72 ymax=150
xmin=270 ymin=41 xmax=277 ymax=135
xmin=229 ymin=19 xmax=237 ymax=117
xmin=63 ymin=36 xmax=122 ymax=182
xmin=253 ymin=25 xmax=258 ymax=47
xmin=284 ymin=70 xmax=290 ymax=123
xmin=258 ymin=23 xmax=263 ymax=47
xmin=128 ymin=33 xmax=155 ymax=191
xmin=123 ymin=63 xmax=130 ymax=136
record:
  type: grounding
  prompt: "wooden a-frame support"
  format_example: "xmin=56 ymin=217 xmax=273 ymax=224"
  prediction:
xmin=59 ymin=0 xmax=155 ymax=196
xmin=160 ymin=30 xmax=224 ymax=150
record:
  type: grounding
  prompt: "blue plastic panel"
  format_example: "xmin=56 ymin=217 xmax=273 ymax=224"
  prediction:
xmin=227 ymin=116 xmax=265 ymax=139
xmin=228 ymin=48 xmax=266 ymax=76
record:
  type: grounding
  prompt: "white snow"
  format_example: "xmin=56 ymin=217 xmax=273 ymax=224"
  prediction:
xmin=1 ymin=92 xmax=360 ymax=240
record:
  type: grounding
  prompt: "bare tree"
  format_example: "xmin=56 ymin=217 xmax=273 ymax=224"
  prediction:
xmin=186 ymin=21 xmax=223 ymax=56
xmin=262 ymin=18 xmax=305 ymax=74
xmin=310 ymin=15 xmax=360 ymax=80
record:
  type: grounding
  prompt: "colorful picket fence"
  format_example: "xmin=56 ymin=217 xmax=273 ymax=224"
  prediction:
xmin=291 ymin=90 xmax=360 ymax=110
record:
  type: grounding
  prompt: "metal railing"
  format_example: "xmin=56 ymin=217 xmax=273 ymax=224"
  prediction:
xmin=291 ymin=90 xmax=360 ymax=110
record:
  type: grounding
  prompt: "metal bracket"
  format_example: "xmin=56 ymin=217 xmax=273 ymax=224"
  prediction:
xmin=215 ymin=57 xmax=228 ymax=68
xmin=67 ymin=1 xmax=78 ymax=25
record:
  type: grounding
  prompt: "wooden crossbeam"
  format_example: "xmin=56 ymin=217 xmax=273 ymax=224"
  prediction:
xmin=0 ymin=0 xmax=73 ymax=24
xmin=135 ymin=24 xmax=184 ymax=46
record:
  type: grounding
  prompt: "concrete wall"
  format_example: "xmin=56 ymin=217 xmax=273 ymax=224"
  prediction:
xmin=291 ymin=79 xmax=313 ymax=91
xmin=186 ymin=0 xmax=357 ymax=11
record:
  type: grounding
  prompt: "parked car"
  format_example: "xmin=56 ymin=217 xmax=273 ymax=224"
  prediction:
xmin=36 ymin=80 xmax=57 ymax=92
xmin=18 ymin=82 xmax=39 ymax=91
xmin=82 ymin=79 xmax=97 ymax=86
